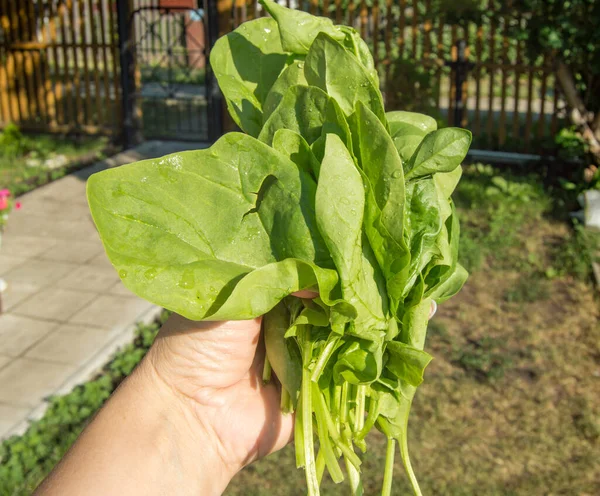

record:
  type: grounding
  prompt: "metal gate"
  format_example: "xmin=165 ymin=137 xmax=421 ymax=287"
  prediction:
xmin=121 ymin=0 xmax=221 ymax=144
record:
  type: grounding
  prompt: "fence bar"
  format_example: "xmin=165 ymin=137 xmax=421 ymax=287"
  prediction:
xmin=398 ymin=0 xmax=406 ymax=59
xmin=78 ymin=0 xmax=93 ymax=125
xmin=536 ymin=54 xmax=549 ymax=141
xmin=498 ymin=9 xmax=510 ymax=146
xmin=512 ymin=10 xmax=522 ymax=143
xmin=372 ymin=0 xmax=380 ymax=68
xmin=486 ymin=0 xmax=496 ymax=144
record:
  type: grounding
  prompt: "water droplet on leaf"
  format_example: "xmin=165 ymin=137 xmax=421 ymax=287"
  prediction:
xmin=392 ymin=169 xmax=403 ymax=179
xmin=144 ymin=268 xmax=157 ymax=280
xmin=119 ymin=269 xmax=128 ymax=278
xmin=178 ymin=271 xmax=195 ymax=290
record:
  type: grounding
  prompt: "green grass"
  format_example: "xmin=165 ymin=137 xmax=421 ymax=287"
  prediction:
xmin=1 ymin=164 xmax=598 ymax=495
xmin=0 ymin=124 xmax=109 ymax=196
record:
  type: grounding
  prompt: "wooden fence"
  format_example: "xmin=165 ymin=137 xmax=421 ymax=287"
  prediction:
xmin=0 ymin=0 xmax=565 ymax=152
xmin=224 ymin=0 xmax=564 ymax=152
xmin=0 ymin=0 xmax=122 ymax=135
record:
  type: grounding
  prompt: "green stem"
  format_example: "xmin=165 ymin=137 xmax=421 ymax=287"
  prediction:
xmin=398 ymin=429 xmax=422 ymax=496
xmin=340 ymin=382 xmax=349 ymax=426
xmin=280 ymin=386 xmax=292 ymax=413
xmin=301 ymin=329 xmax=319 ymax=496
xmin=342 ymin=428 xmax=363 ymax=496
xmin=356 ymin=397 xmax=379 ymax=441
xmin=295 ymin=395 xmax=305 ymax=468
xmin=310 ymin=334 xmax=340 ymax=382
xmin=314 ymin=383 xmax=362 ymax=470
xmin=382 ymin=438 xmax=396 ymax=496
xmin=353 ymin=385 xmax=367 ymax=433
xmin=262 ymin=355 xmax=272 ymax=383
xmin=312 ymin=384 xmax=344 ymax=483
xmin=316 ymin=449 xmax=325 ymax=485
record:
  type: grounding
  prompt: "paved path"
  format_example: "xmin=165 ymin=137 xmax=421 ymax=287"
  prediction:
xmin=0 ymin=140 xmax=206 ymax=440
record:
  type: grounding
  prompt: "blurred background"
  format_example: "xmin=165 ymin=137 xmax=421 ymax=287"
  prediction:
xmin=0 ymin=1 xmax=598 ymax=494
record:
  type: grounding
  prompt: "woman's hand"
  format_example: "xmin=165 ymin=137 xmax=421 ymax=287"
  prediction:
xmin=147 ymin=315 xmax=294 ymax=476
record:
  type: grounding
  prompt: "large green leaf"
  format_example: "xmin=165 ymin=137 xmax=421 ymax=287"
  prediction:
xmin=304 ymin=33 xmax=386 ymax=124
xmin=315 ymin=134 xmax=388 ymax=332
xmin=405 ymin=128 xmax=472 ymax=180
xmin=258 ymin=85 xmax=331 ymax=146
xmin=273 ymin=128 xmax=320 ymax=179
xmin=350 ymin=103 xmax=410 ymax=306
xmin=386 ymin=111 xmax=437 ymax=163
xmin=260 ymin=0 xmax=345 ymax=54
xmin=88 ymin=133 xmax=336 ymax=320
xmin=263 ymin=59 xmax=308 ymax=121
xmin=385 ymin=341 xmax=433 ymax=387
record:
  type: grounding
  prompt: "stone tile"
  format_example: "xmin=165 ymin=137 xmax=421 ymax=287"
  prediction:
xmin=4 ymin=259 xmax=75 ymax=290
xmin=70 ymin=295 xmax=153 ymax=331
xmin=13 ymin=287 xmax=97 ymax=321
xmin=0 ymin=283 xmax=39 ymax=312
xmin=57 ymin=264 xmax=119 ymax=292
xmin=0 ymin=358 xmax=75 ymax=407
xmin=0 ymin=315 xmax=57 ymax=357
xmin=0 ymin=355 xmax=11 ymax=370
xmin=87 ymin=251 xmax=115 ymax=270
xmin=0 ymin=255 xmax=27 ymax=276
xmin=38 ymin=239 xmax=104 ymax=265
xmin=0 ymin=404 xmax=30 ymax=437
xmin=0 ymin=235 xmax=58 ymax=259
xmin=26 ymin=324 xmax=113 ymax=365
xmin=108 ymin=280 xmax=135 ymax=297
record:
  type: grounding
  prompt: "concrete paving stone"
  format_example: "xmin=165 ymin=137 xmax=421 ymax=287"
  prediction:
xmin=0 ymin=234 xmax=58 ymax=259
xmin=38 ymin=239 xmax=104 ymax=265
xmin=4 ymin=259 xmax=76 ymax=290
xmin=57 ymin=264 xmax=120 ymax=292
xmin=0 ymin=255 xmax=27 ymax=276
xmin=0 ymin=314 xmax=58 ymax=357
xmin=0 ymin=358 xmax=76 ymax=407
xmin=25 ymin=323 xmax=115 ymax=365
xmin=0 ymin=404 xmax=31 ymax=437
xmin=13 ymin=287 xmax=97 ymax=321
xmin=69 ymin=294 xmax=153 ymax=331
xmin=0 ymin=282 xmax=40 ymax=312
xmin=87 ymin=251 xmax=115 ymax=270
xmin=108 ymin=280 xmax=135 ymax=297
xmin=0 ymin=355 xmax=11 ymax=370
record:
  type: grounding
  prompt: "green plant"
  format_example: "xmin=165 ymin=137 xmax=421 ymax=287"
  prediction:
xmin=86 ymin=3 xmax=471 ymax=495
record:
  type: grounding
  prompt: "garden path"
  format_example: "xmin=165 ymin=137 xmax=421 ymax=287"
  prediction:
xmin=0 ymin=140 xmax=206 ymax=439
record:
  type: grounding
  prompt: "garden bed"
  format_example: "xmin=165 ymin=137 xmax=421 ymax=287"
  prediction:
xmin=0 ymin=125 xmax=116 ymax=197
xmin=0 ymin=164 xmax=598 ymax=495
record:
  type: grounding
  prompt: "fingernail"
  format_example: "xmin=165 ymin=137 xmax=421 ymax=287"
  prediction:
xmin=429 ymin=300 xmax=437 ymax=319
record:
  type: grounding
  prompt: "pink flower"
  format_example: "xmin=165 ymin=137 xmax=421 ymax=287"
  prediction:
xmin=0 ymin=197 xmax=8 ymax=210
xmin=0 ymin=189 xmax=10 ymax=198
xmin=15 ymin=202 xmax=21 ymax=210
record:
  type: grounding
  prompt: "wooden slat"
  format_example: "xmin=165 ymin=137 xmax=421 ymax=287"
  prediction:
xmin=462 ymin=24 xmax=470 ymax=128
xmin=411 ymin=0 xmax=418 ymax=59
xmin=107 ymin=0 xmax=121 ymax=128
xmin=335 ymin=0 xmax=342 ymax=24
xmin=348 ymin=0 xmax=355 ymax=30
xmin=78 ymin=0 xmax=93 ymax=125
xmin=58 ymin=0 xmax=75 ymax=125
xmin=18 ymin=2 xmax=38 ymax=122
xmin=498 ymin=9 xmax=510 ymax=146
xmin=310 ymin=0 xmax=318 ymax=16
xmin=524 ymin=63 xmax=535 ymax=146
xmin=66 ymin=1 xmax=84 ymax=126
xmin=384 ymin=0 xmax=392 ymax=83
xmin=486 ymin=0 xmax=496 ymax=143
xmin=359 ymin=0 xmax=367 ymax=39
xmin=423 ymin=0 xmax=432 ymax=60
xmin=8 ymin=2 xmax=28 ymax=122
xmin=88 ymin=0 xmax=104 ymax=127
xmin=0 ymin=0 xmax=18 ymax=123
xmin=398 ymin=0 xmax=407 ymax=59
xmin=372 ymin=0 xmax=380 ymax=68
xmin=46 ymin=0 xmax=65 ymax=125
xmin=28 ymin=0 xmax=50 ymax=125
xmin=551 ymin=76 xmax=560 ymax=136
xmin=512 ymin=10 xmax=522 ymax=143
xmin=448 ymin=24 xmax=457 ymax=126
xmin=435 ymin=17 xmax=444 ymax=110
xmin=323 ymin=0 xmax=330 ymax=18
xmin=97 ymin=0 xmax=111 ymax=129
xmin=537 ymin=54 xmax=549 ymax=140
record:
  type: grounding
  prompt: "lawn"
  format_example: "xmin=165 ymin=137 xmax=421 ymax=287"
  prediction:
xmin=1 ymin=163 xmax=598 ymax=495
xmin=0 ymin=124 xmax=109 ymax=196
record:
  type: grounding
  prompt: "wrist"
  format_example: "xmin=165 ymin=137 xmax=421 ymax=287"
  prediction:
xmin=133 ymin=354 xmax=236 ymax=494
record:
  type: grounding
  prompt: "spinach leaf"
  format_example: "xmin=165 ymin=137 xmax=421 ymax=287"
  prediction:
xmin=304 ymin=33 xmax=386 ymax=124
xmin=260 ymin=0 xmax=345 ymax=54
xmin=385 ymin=342 xmax=432 ymax=387
xmin=405 ymin=128 xmax=472 ymax=180
xmin=259 ymin=85 xmax=330 ymax=145
xmin=210 ymin=18 xmax=288 ymax=137
xmin=273 ymin=128 xmax=320 ymax=179
xmin=387 ymin=111 xmax=437 ymax=163
xmin=263 ymin=59 xmax=308 ymax=121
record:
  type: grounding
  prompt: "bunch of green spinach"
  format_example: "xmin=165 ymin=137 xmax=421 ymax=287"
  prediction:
xmin=87 ymin=2 xmax=471 ymax=494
